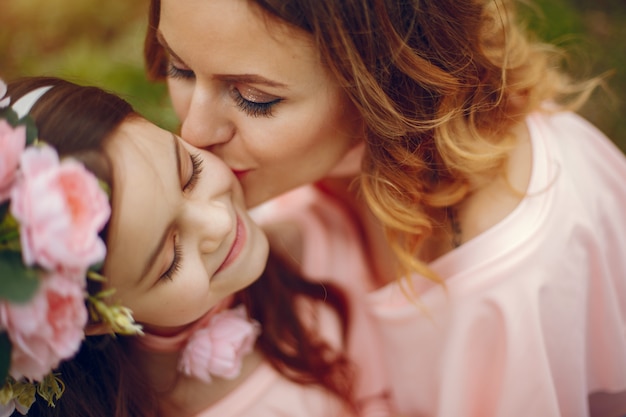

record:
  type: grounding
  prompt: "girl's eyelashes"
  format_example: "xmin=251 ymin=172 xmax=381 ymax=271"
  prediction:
xmin=184 ymin=152 xmax=204 ymax=192
xmin=232 ymin=88 xmax=282 ymax=118
xmin=160 ymin=240 xmax=182 ymax=282
xmin=161 ymin=152 xmax=202 ymax=283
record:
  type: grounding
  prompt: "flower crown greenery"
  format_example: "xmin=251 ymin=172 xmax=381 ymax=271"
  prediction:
xmin=0 ymin=79 xmax=142 ymax=416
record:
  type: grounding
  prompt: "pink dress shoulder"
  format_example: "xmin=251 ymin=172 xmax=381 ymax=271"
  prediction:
xmin=253 ymin=111 xmax=626 ymax=417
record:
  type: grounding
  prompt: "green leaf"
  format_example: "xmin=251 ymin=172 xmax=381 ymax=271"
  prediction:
xmin=19 ymin=116 xmax=39 ymax=146
xmin=0 ymin=253 xmax=39 ymax=303
xmin=0 ymin=332 xmax=11 ymax=382
xmin=0 ymin=107 xmax=38 ymax=144
xmin=0 ymin=210 xmax=19 ymax=233
xmin=0 ymin=211 xmax=20 ymax=251
xmin=0 ymin=107 xmax=19 ymax=126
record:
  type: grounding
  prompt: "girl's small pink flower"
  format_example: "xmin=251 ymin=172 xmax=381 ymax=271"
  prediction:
xmin=178 ymin=306 xmax=260 ymax=383
xmin=0 ymin=273 xmax=87 ymax=382
xmin=0 ymin=120 xmax=26 ymax=202
xmin=10 ymin=145 xmax=110 ymax=274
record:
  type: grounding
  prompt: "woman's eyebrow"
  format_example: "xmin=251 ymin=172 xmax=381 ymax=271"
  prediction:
xmin=156 ymin=29 xmax=288 ymax=89
xmin=215 ymin=74 xmax=288 ymax=89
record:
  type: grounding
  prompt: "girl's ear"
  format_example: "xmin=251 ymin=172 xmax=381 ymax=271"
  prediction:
xmin=84 ymin=323 xmax=114 ymax=336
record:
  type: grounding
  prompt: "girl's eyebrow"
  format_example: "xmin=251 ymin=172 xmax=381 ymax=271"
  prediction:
xmin=140 ymin=133 xmax=180 ymax=281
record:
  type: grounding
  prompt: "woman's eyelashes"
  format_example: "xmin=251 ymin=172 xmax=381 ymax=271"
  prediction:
xmin=231 ymin=88 xmax=281 ymax=117
xmin=167 ymin=63 xmax=195 ymax=80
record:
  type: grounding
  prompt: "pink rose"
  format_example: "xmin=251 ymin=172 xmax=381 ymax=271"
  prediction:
xmin=10 ymin=145 xmax=110 ymax=273
xmin=178 ymin=306 xmax=260 ymax=383
xmin=0 ymin=273 xmax=88 ymax=381
xmin=0 ymin=120 xmax=26 ymax=202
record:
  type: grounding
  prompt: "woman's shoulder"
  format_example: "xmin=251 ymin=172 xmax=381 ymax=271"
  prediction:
xmin=527 ymin=109 xmax=626 ymax=203
xmin=528 ymin=109 xmax=625 ymax=163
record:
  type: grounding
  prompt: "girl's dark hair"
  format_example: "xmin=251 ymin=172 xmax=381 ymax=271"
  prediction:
xmin=241 ymin=249 xmax=354 ymax=407
xmin=7 ymin=77 xmax=354 ymax=416
xmin=7 ymin=77 xmax=156 ymax=417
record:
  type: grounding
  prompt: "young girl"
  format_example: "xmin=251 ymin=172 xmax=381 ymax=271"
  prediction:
xmin=145 ymin=0 xmax=626 ymax=416
xmin=0 ymin=77 xmax=395 ymax=417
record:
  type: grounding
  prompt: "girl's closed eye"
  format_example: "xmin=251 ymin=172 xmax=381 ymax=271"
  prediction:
xmin=184 ymin=152 xmax=204 ymax=192
xmin=161 ymin=238 xmax=182 ymax=282
xmin=160 ymin=152 xmax=203 ymax=283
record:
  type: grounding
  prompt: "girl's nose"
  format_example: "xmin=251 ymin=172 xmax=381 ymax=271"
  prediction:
xmin=184 ymin=199 xmax=233 ymax=254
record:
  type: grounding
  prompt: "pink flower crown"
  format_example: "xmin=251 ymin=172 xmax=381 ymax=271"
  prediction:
xmin=0 ymin=79 xmax=142 ymax=416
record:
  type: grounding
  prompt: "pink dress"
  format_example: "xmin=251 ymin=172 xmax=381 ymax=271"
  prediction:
xmin=253 ymin=111 xmax=626 ymax=417
xmin=191 ymin=290 xmax=394 ymax=416
xmin=193 ymin=361 xmax=355 ymax=416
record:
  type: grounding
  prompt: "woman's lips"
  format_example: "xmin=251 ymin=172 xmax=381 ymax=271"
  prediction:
xmin=232 ymin=169 xmax=250 ymax=181
xmin=215 ymin=215 xmax=246 ymax=274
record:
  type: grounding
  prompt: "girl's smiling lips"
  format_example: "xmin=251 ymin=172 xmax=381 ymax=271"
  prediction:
xmin=215 ymin=215 xmax=246 ymax=274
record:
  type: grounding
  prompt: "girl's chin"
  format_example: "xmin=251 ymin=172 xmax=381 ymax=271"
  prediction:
xmin=141 ymin=324 xmax=189 ymax=337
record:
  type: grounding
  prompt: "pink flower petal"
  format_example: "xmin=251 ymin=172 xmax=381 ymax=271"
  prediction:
xmin=178 ymin=306 xmax=260 ymax=383
xmin=10 ymin=145 xmax=110 ymax=275
xmin=1 ymin=274 xmax=87 ymax=381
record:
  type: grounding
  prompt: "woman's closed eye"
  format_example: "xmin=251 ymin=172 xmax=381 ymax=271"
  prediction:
xmin=166 ymin=56 xmax=282 ymax=118
xmin=167 ymin=62 xmax=195 ymax=80
xmin=230 ymin=87 xmax=282 ymax=118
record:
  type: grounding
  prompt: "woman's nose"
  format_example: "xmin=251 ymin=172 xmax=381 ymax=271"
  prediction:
xmin=179 ymin=87 xmax=235 ymax=150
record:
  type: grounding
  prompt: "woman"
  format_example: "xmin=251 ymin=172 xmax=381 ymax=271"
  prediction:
xmin=1 ymin=77 xmax=395 ymax=417
xmin=144 ymin=0 xmax=626 ymax=416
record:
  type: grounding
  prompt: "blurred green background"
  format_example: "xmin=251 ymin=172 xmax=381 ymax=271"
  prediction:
xmin=1 ymin=0 xmax=624 ymax=151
